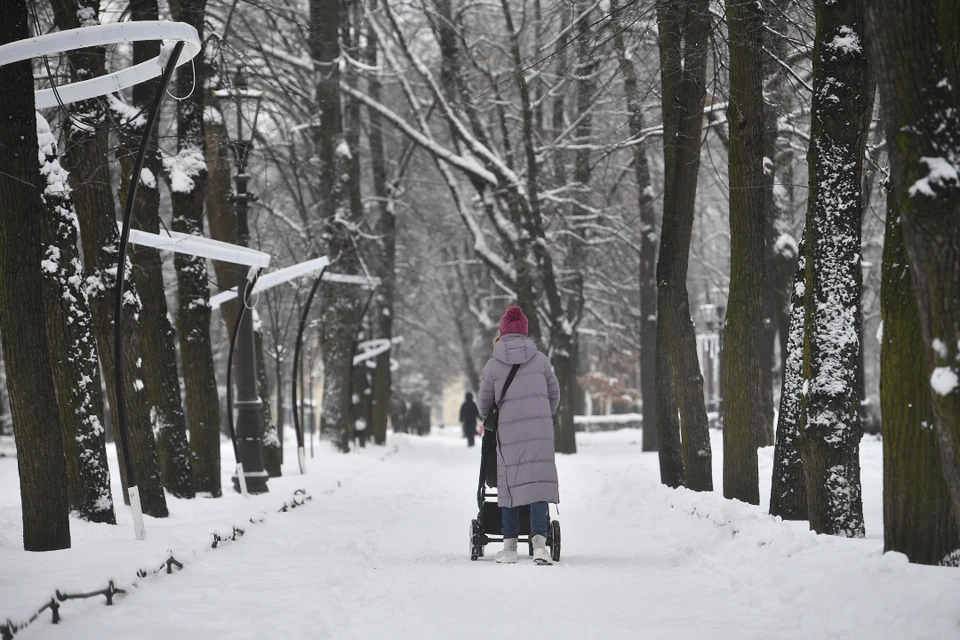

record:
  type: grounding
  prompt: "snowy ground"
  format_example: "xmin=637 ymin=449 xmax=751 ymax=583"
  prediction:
xmin=2 ymin=427 xmax=959 ymax=639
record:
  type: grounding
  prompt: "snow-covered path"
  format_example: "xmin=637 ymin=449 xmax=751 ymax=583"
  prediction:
xmin=4 ymin=428 xmax=960 ymax=639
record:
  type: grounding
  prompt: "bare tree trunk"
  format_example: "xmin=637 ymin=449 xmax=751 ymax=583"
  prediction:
xmin=655 ymin=0 xmax=714 ymax=490
xmin=612 ymin=0 xmax=659 ymax=452
xmin=255 ymin=325 xmax=281 ymax=474
xmin=37 ymin=115 xmax=115 ymax=524
xmin=311 ymin=0 xmax=364 ymax=452
xmin=118 ymin=0 xmax=194 ymax=499
xmin=656 ymin=337 xmax=684 ymax=487
xmin=798 ymin=0 xmax=871 ymax=537
xmin=867 ymin=0 xmax=960 ymax=540
xmin=722 ymin=0 xmax=765 ymax=505
xmin=882 ymin=185 xmax=960 ymax=565
xmin=51 ymin=0 xmax=167 ymax=517
xmin=769 ymin=229 xmax=809 ymax=520
xmin=0 ymin=0 xmax=71 ymax=550
xmin=758 ymin=0 xmax=796 ymax=448
xmin=169 ymin=0 xmax=225 ymax=496
xmin=365 ymin=0 xmax=395 ymax=447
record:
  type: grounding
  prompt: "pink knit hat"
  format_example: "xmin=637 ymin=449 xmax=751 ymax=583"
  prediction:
xmin=499 ymin=306 xmax=528 ymax=337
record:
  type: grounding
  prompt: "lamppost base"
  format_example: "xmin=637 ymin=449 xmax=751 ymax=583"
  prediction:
xmin=232 ymin=470 xmax=270 ymax=494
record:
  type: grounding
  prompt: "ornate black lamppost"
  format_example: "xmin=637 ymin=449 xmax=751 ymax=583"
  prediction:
xmin=217 ymin=69 xmax=268 ymax=494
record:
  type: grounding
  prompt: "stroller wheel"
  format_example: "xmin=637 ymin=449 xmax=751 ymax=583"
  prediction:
xmin=550 ymin=520 xmax=561 ymax=562
xmin=471 ymin=519 xmax=483 ymax=561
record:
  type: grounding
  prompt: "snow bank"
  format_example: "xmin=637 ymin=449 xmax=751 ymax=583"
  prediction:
xmin=1 ymin=428 xmax=958 ymax=639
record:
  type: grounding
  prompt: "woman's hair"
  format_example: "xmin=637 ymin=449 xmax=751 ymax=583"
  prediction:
xmin=492 ymin=334 xmax=501 ymax=344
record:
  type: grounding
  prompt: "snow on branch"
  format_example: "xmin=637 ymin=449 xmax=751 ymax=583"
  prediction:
xmin=339 ymin=82 xmax=500 ymax=187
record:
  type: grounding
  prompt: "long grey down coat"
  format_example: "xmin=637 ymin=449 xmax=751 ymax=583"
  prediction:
xmin=479 ymin=333 xmax=561 ymax=507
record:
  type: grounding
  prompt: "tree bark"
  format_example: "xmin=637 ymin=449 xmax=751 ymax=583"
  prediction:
xmin=655 ymin=0 xmax=714 ymax=490
xmin=51 ymin=0 xmax=167 ymax=518
xmin=881 ymin=185 xmax=960 ymax=565
xmin=169 ymin=0 xmax=226 ymax=495
xmin=37 ymin=114 xmax=115 ymax=524
xmin=0 ymin=0 xmax=72 ymax=550
xmin=611 ymin=0 xmax=659 ymax=452
xmin=722 ymin=0 xmax=765 ymax=505
xmin=365 ymin=0 xmax=394 ymax=446
xmin=311 ymin=0 xmax=364 ymax=452
xmin=656 ymin=336 xmax=684 ymax=487
xmin=769 ymin=230 xmax=809 ymax=520
xmin=867 ymin=0 xmax=960 ymax=539
xmin=255 ymin=325 xmax=281 ymax=474
xmin=118 ymin=0 xmax=194 ymax=499
xmin=798 ymin=0 xmax=871 ymax=537
xmin=758 ymin=0 xmax=796 ymax=448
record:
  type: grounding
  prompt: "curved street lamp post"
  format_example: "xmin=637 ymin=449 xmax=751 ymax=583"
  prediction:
xmin=216 ymin=69 xmax=268 ymax=494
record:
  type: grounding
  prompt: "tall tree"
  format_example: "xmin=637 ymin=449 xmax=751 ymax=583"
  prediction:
xmin=769 ymin=230 xmax=809 ymax=520
xmin=758 ymin=0 xmax=798 ymax=448
xmin=867 ymin=0 xmax=960 ymax=539
xmin=881 ymin=185 xmax=960 ymax=565
xmin=723 ymin=0 xmax=766 ymax=505
xmin=311 ymin=0 xmax=364 ymax=451
xmin=169 ymin=0 xmax=228 ymax=494
xmin=118 ymin=0 xmax=194 ymax=499
xmin=655 ymin=0 xmax=714 ymax=491
xmin=37 ymin=114 xmax=115 ymax=524
xmin=365 ymin=0 xmax=396 ymax=447
xmin=51 ymin=0 xmax=167 ymax=518
xmin=611 ymin=0 xmax=659 ymax=452
xmin=798 ymin=0 xmax=871 ymax=537
xmin=0 ymin=0 xmax=71 ymax=551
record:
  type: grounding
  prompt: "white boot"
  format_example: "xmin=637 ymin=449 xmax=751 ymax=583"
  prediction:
xmin=532 ymin=535 xmax=552 ymax=565
xmin=495 ymin=538 xmax=518 ymax=564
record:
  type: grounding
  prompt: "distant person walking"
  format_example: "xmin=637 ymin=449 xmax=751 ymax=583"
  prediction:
xmin=479 ymin=306 xmax=560 ymax=565
xmin=459 ymin=392 xmax=480 ymax=447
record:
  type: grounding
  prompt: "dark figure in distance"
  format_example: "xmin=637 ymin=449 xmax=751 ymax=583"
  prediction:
xmin=460 ymin=392 xmax=480 ymax=447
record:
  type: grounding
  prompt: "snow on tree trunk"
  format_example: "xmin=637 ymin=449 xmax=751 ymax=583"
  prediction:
xmin=0 ymin=0 xmax=72 ymax=550
xmin=797 ymin=0 xmax=871 ymax=538
xmin=118 ymin=0 xmax=194 ymax=499
xmin=37 ymin=114 xmax=116 ymax=524
xmin=312 ymin=0 xmax=364 ymax=452
xmin=168 ymin=0 xmax=228 ymax=492
xmin=881 ymin=187 xmax=960 ymax=565
xmin=770 ymin=230 xmax=808 ymax=521
xmin=255 ymin=324 xmax=281 ymax=475
xmin=51 ymin=0 xmax=168 ymax=519
xmin=867 ymin=0 xmax=960 ymax=539
xmin=655 ymin=0 xmax=713 ymax=491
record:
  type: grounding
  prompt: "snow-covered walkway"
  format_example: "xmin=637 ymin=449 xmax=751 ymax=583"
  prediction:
xmin=3 ymin=428 xmax=959 ymax=639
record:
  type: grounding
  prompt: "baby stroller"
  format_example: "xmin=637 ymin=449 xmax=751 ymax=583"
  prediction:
xmin=470 ymin=430 xmax=561 ymax=561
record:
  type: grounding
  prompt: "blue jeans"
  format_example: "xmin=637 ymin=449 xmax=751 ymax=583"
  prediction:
xmin=502 ymin=502 xmax=548 ymax=539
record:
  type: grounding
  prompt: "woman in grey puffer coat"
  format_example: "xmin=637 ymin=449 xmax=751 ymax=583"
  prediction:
xmin=479 ymin=306 xmax=560 ymax=565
